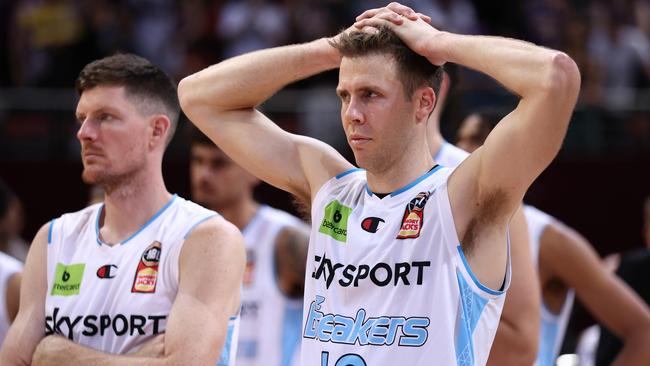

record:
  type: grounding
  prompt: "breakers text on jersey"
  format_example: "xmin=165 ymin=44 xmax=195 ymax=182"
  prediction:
xmin=304 ymin=296 xmax=429 ymax=347
xmin=311 ymin=253 xmax=431 ymax=289
xmin=45 ymin=307 xmax=166 ymax=341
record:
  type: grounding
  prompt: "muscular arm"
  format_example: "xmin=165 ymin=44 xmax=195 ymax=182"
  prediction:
xmin=274 ymin=224 xmax=311 ymax=298
xmin=31 ymin=217 xmax=246 ymax=366
xmin=487 ymin=207 xmax=540 ymax=365
xmin=178 ymin=38 xmax=353 ymax=203
xmin=542 ymin=222 xmax=650 ymax=366
xmin=0 ymin=224 xmax=48 ymax=366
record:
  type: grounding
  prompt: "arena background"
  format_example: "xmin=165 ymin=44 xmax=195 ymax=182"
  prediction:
xmin=1 ymin=0 xmax=648 ymax=354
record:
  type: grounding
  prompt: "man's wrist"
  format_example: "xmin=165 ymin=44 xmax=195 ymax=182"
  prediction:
xmin=309 ymin=37 xmax=341 ymax=70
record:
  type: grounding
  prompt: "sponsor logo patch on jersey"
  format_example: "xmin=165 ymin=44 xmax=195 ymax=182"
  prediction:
xmin=361 ymin=217 xmax=385 ymax=233
xmin=51 ymin=263 xmax=85 ymax=296
xmin=96 ymin=264 xmax=118 ymax=279
xmin=396 ymin=192 xmax=431 ymax=239
xmin=319 ymin=200 xmax=352 ymax=243
xmin=131 ymin=241 xmax=161 ymax=293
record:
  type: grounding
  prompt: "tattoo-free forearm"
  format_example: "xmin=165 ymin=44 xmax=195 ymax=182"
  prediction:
xmin=179 ymin=38 xmax=340 ymax=113
xmin=433 ymin=32 xmax=579 ymax=100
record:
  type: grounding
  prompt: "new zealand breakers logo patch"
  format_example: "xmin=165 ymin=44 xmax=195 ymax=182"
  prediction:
xmin=396 ymin=191 xmax=431 ymax=239
xmin=51 ymin=263 xmax=85 ymax=296
xmin=319 ymin=200 xmax=352 ymax=242
xmin=132 ymin=241 xmax=161 ymax=293
xmin=303 ymin=296 xmax=429 ymax=347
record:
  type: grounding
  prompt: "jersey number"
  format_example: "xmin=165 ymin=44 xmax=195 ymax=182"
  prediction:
xmin=321 ymin=352 xmax=367 ymax=366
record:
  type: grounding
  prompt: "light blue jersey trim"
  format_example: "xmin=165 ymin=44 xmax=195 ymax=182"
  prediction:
xmin=47 ymin=219 xmax=56 ymax=244
xmin=456 ymin=245 xmax=505 ymax=296
xmin=433 ymin=141 xmax=450 ymax=163
xmin=455 ymin=269 xmax=489 ymax=365
xmin=365 ymin=165 xmax=444 ymax=198
xmin=95 ymin=194 xmax=178 ymax=246
xmin=183 ymin=213 xmax=218 ymax=239
xmin=216 ymin=316 xmax=239 ymax=366
xmin=537 ymin=318 xmax=559 ymax=366
xmin=390 ymin=165 xmax=443 ymax=197
xmin=281 ymin=305 xmax=303 ymax=366
xmin=335 ymin=168 xmax=363 ymax=179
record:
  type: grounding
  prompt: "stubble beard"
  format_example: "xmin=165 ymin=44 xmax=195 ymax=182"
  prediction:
xmin=81 ymin=162 xmax=143 ymax=195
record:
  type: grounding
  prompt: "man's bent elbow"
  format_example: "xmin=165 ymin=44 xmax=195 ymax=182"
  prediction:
xmin=178 ymin=76 xmax=199 ymax=118
xmin=542 ymin=52 xmax=581 ymax=101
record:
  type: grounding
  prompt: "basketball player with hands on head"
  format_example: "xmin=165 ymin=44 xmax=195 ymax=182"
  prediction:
xmin=179 ymin=2 xmax=580 ymax=365
xmin=0 ymin=54 xmax=245 ymax=366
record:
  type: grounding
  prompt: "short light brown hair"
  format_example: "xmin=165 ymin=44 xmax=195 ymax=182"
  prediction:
xmin=330 ymin=26 xmax=444 ymax=100
xmin=76 ymin=53 xmax=180 ymax=146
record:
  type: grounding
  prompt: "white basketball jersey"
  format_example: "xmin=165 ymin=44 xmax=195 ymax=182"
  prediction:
xmin=238 ymin=205 xmax=308 ymax=366
xmin=433 ymin=141 xmax=470 ymax=168
xmin=46 ymin=195 xmax=239 ymax=364
xmin=0 ymin=252 xmax=22 ymax=346
xmin=302 ymin=167 xmax=511 ymax=366
xmin=524 ymin=205 xmax=575 ymax=366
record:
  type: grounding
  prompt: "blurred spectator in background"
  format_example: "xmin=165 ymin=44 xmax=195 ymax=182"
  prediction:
xmin=0 ymin=179 xmax=28 ymax=262
xmin=587 ymin=1 xmax=646 ymax=113
xmin=216 ymin=0 xmax=289 ymax=58
xmin=190 ymin=128 xmax=310 ymax=366
xmin=125 ymin=0 xmax=184 ymax=75
xmin=594 ymin=195 xmax=650 ymax=365
xmin=10 ymin=0 xmax=97 ymax=87
xmin=0 ymin=251 xmax=21 ymax=348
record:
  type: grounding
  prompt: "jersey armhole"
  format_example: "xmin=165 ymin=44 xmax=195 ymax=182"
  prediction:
xmin=436 ymin=177 xmax=511 ymax=300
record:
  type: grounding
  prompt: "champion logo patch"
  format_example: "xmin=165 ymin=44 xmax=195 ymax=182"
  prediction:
xmin=96 ymin=264 xmax=118 ymax=279
xmin=361 ymin=217 xmax=385 ymax=233
xmin=131 ymin=241 xmax=161 ymax=293
xmin=396 ymin=191 xmax=431 ymax=239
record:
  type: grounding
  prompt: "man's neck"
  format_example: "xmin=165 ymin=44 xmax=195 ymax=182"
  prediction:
xmin=99 ymin=171 xmax=171 ymax=245
xmin=366 ymin=140 xmax=435 ymax=195
xmin=426 ymin=120 xmax=445 ymax=161
xmin=214 ymin=198 xmax=259 ymax=231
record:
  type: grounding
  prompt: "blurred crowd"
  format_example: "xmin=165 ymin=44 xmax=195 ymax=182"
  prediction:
xmin=0 ymin=0 xmax=648 ymax=107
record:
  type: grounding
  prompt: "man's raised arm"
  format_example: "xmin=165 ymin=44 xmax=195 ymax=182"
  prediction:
xmin=355 ymin=2 xmax=580 ymax=288
xmin=178 ymin=39 xmax=351 ymax=202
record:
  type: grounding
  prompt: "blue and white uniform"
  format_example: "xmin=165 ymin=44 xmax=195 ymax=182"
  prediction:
xmin=302 ymin=166 xmax=511 ymax=366
xmin=45 ymin=195 xmax=238 ymax=365
xmin=524 ymin=205 xmax=575 ymax=366
xmin=238 ymin=205 xmax=308 ymax=366
xmin=0 ymin=252 xmax=22 ymax=346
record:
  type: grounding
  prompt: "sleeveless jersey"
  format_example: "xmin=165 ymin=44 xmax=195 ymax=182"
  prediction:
xmin=238 ymin=205 xmax=308 ymax=366
xmin=0 ymin=252 xmax=22 ymax=345
xmin=45 ymin=195 xmax=239 ymax=364
xmin=302 ymin=167 xmax=511 ymax=366
xmin=523 ymin=205 xmax=575 ymax=366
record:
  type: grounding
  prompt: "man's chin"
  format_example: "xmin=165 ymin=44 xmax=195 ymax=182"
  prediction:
xmin=81 ymin=170 xmax=100 ymax=185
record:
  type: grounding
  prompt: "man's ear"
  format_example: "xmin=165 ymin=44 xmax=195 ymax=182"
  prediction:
xmin=150 ymin=115 xmax=170 ymax=149
xmin=415 ymin=87 xmax=436 ymax=123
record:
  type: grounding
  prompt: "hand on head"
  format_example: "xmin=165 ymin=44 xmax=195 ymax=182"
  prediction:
xmin=353 ymin=2 xmax=446 ymax=66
